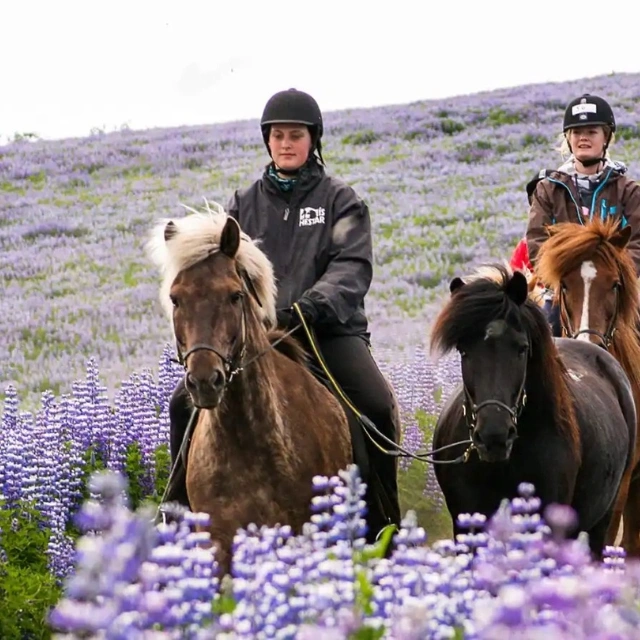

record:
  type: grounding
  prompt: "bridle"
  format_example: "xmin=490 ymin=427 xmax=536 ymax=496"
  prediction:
xmin=460 ymin=345 xmax=529 ymax=441
xmin=558 ymin=281 xmax=620 ymax=350
xmin=171 ymin=269 xmax=295 ymax=390
xmin=174 ymin=300 xmax=247 ymax=385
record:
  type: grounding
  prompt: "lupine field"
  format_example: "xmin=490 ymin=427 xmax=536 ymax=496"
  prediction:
xmin=1 ymin=72 xmax=640 ymax=637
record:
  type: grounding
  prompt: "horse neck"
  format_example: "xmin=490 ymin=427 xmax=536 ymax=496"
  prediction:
xmin=524 ymin=353 xmax=581 ymax=455
xmin=211 ymin=320 xmax=289 ymax=452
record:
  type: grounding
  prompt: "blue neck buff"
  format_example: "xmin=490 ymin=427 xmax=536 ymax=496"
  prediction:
xmin=267 ymin=164 xmax=298 ymax=192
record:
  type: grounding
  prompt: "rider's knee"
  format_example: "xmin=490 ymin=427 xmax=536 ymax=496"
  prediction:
xmin=362 ymin=391 xmax=396 ymax=438
xmin=169 ymin=378 xmax=189 ymax=419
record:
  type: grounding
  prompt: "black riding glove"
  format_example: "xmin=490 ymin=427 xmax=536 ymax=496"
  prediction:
xmin=276 ymin=307 xmax=295 ymax=330
xmin=295 ymin=296 xmax=319 ymax=325
xmin=276 ymin=297 xmax=319 ymax=330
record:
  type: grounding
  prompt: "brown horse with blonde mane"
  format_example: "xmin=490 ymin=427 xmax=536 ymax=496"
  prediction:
xmin=536 ymin=217 xmax=640 ymax=555
xmin=147 ymin=205 xmax=401 ymax=574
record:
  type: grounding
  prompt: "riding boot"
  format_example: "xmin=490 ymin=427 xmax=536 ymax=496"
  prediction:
xmin=364 ymin=429 xmax=401 ymax=546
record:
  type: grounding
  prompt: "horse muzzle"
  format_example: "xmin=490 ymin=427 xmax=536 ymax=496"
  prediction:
xmin=472 ymin=422 xmax=517 ymax=463
xmin=184 ymin=369 xmax=226 ymax=409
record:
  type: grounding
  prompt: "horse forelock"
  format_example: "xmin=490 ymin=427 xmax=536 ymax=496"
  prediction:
xmin=430 ymin=263 xmax=530 ymax=355
xmin=537 ymin=219 xmax=637 ymax=296
xmin=146 ymin=202 xmax=277 ymax=329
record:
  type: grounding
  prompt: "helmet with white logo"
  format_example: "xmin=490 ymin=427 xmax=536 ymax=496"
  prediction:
xmin=563 ymin=94 xmax=616 ymax=132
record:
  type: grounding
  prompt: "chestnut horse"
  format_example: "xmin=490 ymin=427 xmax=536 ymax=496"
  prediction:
xmin=430 ymin=264 xmax=636 ymax=557
xmin=536 ymin=217 xmax=640 ymax=555
xmin=147 ymin=206 xmax=400 ymax=574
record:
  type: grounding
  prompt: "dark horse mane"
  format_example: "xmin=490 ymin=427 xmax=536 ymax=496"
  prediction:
xmin=430 ymin=263 xmax=581 ymax=455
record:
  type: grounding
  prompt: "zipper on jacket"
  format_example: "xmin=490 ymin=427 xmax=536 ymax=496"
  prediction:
xmin=547 ymin=177 xmax=582 ymax=224
xmin=588 ymin=168 xmax=613 ymax=218
xmin=547 ymin=168 xmax=614 ymax=225
xmin=284 ymin=207 xmax=290 ymax=221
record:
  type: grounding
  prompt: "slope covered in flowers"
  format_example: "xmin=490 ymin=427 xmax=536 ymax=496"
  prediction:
xmin=1 ymin=72 xmax=639 ymax=403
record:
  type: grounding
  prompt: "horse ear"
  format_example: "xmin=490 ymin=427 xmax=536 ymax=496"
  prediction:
xmin=220 ymin=216 xmax=241 ymax=258
xmin=450 ymin=277 xmax=465 ymax=295
xmin=610 ymin=223 xmax=632 ymax=249
xmin=506 ymin=270 xmax=529 ymax=306
xmin=164 ymin=221 xmax=177 ymax=243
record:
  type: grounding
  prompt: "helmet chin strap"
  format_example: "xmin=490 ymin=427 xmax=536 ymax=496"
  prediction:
xmin=578 ymin=156 xmax=606 ymax=168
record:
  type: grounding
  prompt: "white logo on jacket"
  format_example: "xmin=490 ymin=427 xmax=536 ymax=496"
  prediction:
xmin=299 ymin=206 xmax=326 ymax=226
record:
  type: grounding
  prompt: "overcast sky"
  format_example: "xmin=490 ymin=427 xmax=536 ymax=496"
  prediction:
xmin=2 ymin=0 xmax=639 ymax=142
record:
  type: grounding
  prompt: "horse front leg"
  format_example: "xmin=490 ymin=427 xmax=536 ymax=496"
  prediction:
xmin=621 ymin=473 xmax=640 ymax=556
xmin=605 ymin=467 xmax=632 ymax=547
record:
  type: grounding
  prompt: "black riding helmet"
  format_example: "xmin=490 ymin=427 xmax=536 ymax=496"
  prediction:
xmin=563 ymin=93 xmax=616 ymax=167
xmin=260 ymin=88 xmax=325 ymax=169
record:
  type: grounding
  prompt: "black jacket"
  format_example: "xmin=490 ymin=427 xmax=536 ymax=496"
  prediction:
xmin=227 ymin=160 xmax=373 ymax=338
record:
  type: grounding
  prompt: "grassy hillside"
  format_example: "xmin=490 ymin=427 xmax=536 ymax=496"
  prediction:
xmin=1 ymin=72 xmax=639 ymax=401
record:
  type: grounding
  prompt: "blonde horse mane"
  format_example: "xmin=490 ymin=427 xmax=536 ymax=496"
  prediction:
xmin=459 ymin=260 xmax=546 ymax=308
xmin=146 ymin=199 xmax=277 ymax=329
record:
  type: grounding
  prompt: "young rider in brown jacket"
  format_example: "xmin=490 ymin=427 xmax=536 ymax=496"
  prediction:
xmin=526 ymin=94 xmax=640 ymax=279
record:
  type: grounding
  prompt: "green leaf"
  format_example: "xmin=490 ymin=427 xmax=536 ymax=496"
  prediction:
xmin=349 ymin=624 xmax=386 ymax=639
xmin=354 ymin=568 xmax=375 ymax=616
xmin=354 ymin=523 xmax=398 ymax=564
xmin=212 ymin=592 xmax=237 ymax=615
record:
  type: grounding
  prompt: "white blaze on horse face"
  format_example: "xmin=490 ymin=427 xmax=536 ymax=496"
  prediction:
xmin=577 ymin=260 xmax=597 ymax=342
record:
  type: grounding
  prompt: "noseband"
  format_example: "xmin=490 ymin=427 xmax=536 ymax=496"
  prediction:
xmin=461 ymin=347 xmax=529 ymax=435
xmin=559 ymin=283 xmax=619 ymax=350
xmin=175 ymin=296 xmax=248 ymax=386
xmin=171 ymin=269 xmax=297 ymax=391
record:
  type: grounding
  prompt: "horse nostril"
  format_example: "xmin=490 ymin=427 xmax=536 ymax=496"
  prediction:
xmin=472 ymin=430 xmax=484 ymax=446
xmin=185 ymin=372 xmax=197 ymax=392
xmin=210 ymin=369 xmax=225 ymax=390
xmin=508 ymin=426 xmax=517 ymax=440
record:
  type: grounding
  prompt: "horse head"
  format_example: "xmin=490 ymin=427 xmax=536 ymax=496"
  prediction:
xmin=536 ymin=219 xmax=637 ymax=350
xmin=433 ymin=266 xmax=538 ymax=463
xmin=147 ymin=203 xmax=277 ymax=409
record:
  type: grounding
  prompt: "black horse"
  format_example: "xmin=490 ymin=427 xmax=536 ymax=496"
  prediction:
xmin=430 ymin=264 xmax=636 ymax=556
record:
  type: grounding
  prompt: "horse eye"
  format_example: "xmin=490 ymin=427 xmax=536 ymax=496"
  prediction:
xmin=518 ymin=344 xmax=528 ymax=357
xmin=613 ymin=281 xmax=621 ymax=290
xmin=170 ymin=295 xmax=179 ymax=308
xmin=230 ymin=291 xmax=244 ymax=304
xmin=457 ymin=347 xmax=467 ymax=358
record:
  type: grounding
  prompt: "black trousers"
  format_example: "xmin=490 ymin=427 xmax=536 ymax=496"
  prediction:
xmin=543 ymin=298 xmax=563 ymax=338
xmin=166 ymin=332 xmax=401 ymax=542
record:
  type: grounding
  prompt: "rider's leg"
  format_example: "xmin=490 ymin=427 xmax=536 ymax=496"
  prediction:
xmin=312 ymin=334 xmax=402 ymax=542
xmin=543 ymin=296 xmax=563 ymax=338
xmin=164 ymin=377 xmax=192 ymax=508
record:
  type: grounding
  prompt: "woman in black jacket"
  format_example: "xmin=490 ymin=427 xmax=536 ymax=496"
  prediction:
xmin=165 ymin=88 xmax=401 ymax=542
